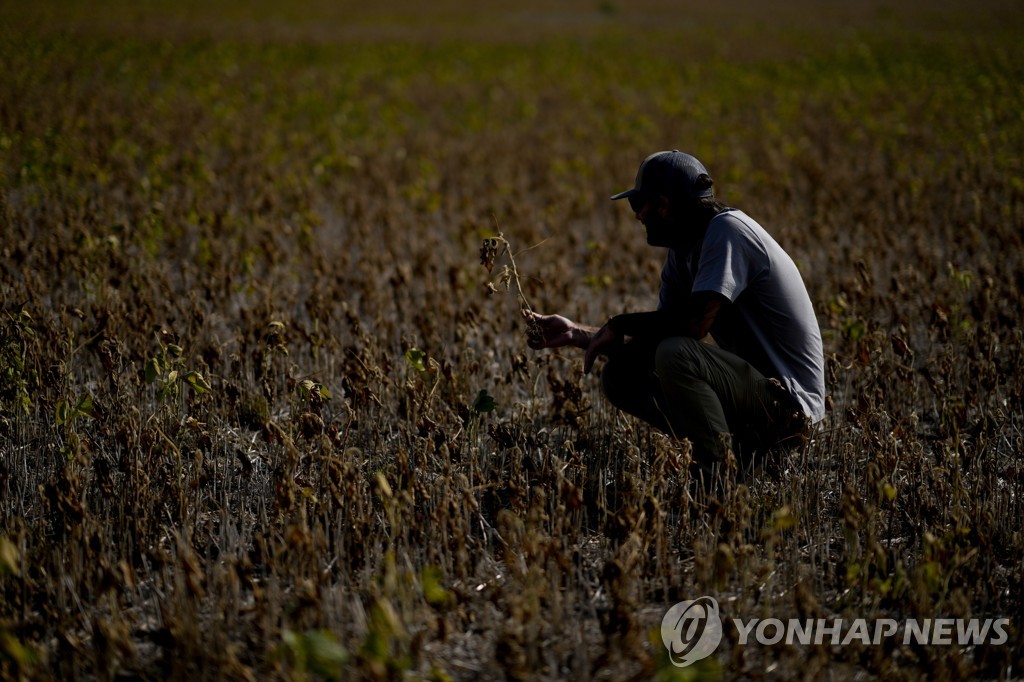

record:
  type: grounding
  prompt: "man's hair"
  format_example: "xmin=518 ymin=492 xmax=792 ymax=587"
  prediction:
xmin=670 ymin=174 xmax=726 ymax=225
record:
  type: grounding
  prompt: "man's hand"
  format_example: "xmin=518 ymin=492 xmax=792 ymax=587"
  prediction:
xmin=584 ymin=321 xmax=621 ymax=374
xmin=523 ymin=310 xmax=614 ymax=373
xmin=522 ymin=310 xmax=586 ymax=349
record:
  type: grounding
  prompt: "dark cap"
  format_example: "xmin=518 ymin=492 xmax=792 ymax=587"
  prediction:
xmin=610 ymin=150 xmax=713 ymax=202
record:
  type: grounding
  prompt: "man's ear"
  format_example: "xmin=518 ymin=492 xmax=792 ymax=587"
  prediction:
xmin=656 ymin=195 xmax=671 ymax=218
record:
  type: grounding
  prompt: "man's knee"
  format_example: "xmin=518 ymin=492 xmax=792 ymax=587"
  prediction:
xmin=601 ymin=342 xmax=661 ymax=412
xmin=654 ymin=336 xmax=704 ymax=384
xmin=600 ymin=353 xmax=632 ymax=408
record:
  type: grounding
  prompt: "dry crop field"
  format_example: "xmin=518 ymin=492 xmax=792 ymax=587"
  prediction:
xmin=1 ymin=0 xmax=1023 ymax=679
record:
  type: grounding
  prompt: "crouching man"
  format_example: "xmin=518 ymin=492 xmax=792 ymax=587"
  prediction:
xmin=526 ymin=151 xmax=826 ymax=487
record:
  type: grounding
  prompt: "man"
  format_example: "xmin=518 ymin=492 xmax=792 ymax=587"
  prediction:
xmin=525 ymin=150 xmax=825 ymax=484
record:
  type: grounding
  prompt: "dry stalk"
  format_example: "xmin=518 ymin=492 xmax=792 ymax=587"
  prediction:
xmin=480 ymin=231 xmax=544 ymax=346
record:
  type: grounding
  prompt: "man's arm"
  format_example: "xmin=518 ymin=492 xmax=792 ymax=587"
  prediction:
xmin=609 ymin=291 xmax=726 ymax=341
xmin=524 ymin=292 xmax=727 ymax=373
xmin=583 ymin=291 xmax=728 ymax=373
xmin=684 ymin=290 xmax=727 ymax=340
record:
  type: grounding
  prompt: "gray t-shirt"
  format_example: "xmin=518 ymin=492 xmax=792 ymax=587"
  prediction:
xmin=659 ymin=209 xmax=826 ymax=422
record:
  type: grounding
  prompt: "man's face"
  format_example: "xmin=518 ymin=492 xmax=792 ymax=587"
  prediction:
xmin=630 ymin=193 xmax=675 ymax=248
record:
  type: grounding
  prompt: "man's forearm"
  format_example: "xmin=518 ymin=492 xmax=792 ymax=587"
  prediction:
xmin=608 ymin=293 xmax=725 ymax=342
xmin=569 ymin=323 xmax=599 ymax=349
xmin=608 ymin=310 xmax=679 ymax=340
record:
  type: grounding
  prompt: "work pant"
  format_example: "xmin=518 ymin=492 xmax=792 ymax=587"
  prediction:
xmin=601 ymin=336 xmax=807 ymax=479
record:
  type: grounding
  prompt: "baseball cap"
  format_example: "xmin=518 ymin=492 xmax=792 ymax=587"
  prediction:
xmin=610 ymin=150 xmax=714 ymax=202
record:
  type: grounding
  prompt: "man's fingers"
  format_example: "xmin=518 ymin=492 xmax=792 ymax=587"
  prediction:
xmin=583 ymin=323 xmax=618 ymax=374
xmin=583 ymin=330 xmax=603 ymax=374
xmin=524 ymin=310 xmax=544 ymax=349
xmin=523 ymin=309 xmax=545 ymax=322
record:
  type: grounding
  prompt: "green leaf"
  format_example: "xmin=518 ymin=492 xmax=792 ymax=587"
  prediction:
xmin=421 ymin=566 xmax=450 ymax=607
xmin=0 ymin=629 xmax=37 ymax=667
xmin=281 ymin=629 xmax=299 ymax=650
xmin=472 ymin=389 xmax=496 ymax=414
xmin=302 ymin=630 xmax=349 ymax=676
xmin=299 ymin=379 xmax=331 ymax=400
xmin=55 ymin=400 xmax=69 ymax=426
xmin=842 ymin=318 xmax=866 ymax=343
xmin=0 ymin=536 xmax=20 ymax=576
xmin=771 ymin=505 xmax=797 ymax=531
xmin=75 ymin=394 xmax=95 ymax=419
xmin=405 ymin=347 xmax=427 ymax=372
xmin=145 ymin=357 xmax=161 ymax=383
xmin=185 ymin=371 xmax=211 ymax=394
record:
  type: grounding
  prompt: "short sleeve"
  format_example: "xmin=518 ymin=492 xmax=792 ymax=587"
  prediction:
xmin=692 ymin=213 xmax=768 ymax=302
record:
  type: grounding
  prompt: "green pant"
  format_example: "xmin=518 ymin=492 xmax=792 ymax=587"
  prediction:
xmin=601 ymin=336 xmax=806 ymax=477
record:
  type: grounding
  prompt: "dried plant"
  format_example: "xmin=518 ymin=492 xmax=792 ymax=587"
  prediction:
xmin=480 ymin=230 xmax=545 ymax=348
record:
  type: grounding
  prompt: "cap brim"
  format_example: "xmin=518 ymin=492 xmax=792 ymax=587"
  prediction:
xmin=610 ymin=188 xmax=640 ymax=201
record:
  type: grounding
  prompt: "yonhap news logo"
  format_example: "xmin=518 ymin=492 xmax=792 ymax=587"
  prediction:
xmin=661 ymin=596 xmax=1010 ymax=668
xmin=660 ymin=597 xmax=723 ymax=667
